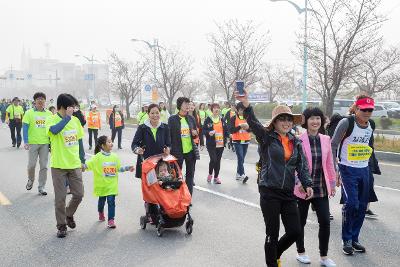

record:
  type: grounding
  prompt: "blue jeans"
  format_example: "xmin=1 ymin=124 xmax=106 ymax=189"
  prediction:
xmin=339 ymin=164 xmax=370 ymax=242
xmin=98 ymin=195 xmax=116 ymax=220
xmin=234 ymin=143 xmax=248 ymax=176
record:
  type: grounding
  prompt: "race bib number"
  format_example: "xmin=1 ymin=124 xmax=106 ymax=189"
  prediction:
xmin=215 ymin=133 xmax=224 ymax=148
xmin=35 ymin=116 xmax=46 ymax=128
xmin=103 ymin=162 xmax=117 ymax=177
xmin=115 ymin=114 xmax=121 ymax=122
xmin=63 ymin=130 xmax=78 ymax=147
xmin=92 ymin=115 xmax=98 ymax=123
xmin=181 ymin=127 xmax=190 ymax=138
xmin=347 ymin=144 xmax=373 ymax=161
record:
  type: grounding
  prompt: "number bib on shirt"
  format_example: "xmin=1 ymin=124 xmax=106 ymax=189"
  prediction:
xmin=103 ymin=162 xmax=117 ymax=177
xmin=347 ymin=144 xmax=373 ymax=161
xmin=63 ymin=129 xmax=78 ymax=147
xmin=35 ymin=116 xmax=46 ymax=128
xmin=215 ymin=133 xmax=224 ymax=148
xmin=181 ymin=127 xmax=190 ymax=138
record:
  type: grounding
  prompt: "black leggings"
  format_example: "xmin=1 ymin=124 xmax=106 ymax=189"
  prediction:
xmin=260 ymin=187 xmax=301 ymax=267
xmin=88 ymin=128 xmax=98 ymax=147
xmin=207 ymin=146 xmax=224 ymax=177
xmin=296 ymin=196 xmax=330 ymax=257
xmin=111 ymin=127 xmax=123 ymax=148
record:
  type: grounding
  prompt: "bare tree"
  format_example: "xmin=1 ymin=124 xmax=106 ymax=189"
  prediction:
xmin=205 ymin=80 xmax=221 ymax=103
xmin=154 ymin=46 xmax=193 ymax=113
xmin=108 ymin=53 xmax=148 ymax=118
xmin=181 ymin=79 xmax=205 ymax=99
xmin=207 ymin=19 xmax=269 ymax=102
xmin=261 ymin=64 xmax=294 ymax=103
xmin=306 ymin=0 xmax=386 ymax=116
xmin=352 ymin=45 xmax=400 ymax=96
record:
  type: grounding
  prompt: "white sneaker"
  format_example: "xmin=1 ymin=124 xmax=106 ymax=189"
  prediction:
xmin=320 ymin=258 xmax=336 ymax=267
xmin=296 ymin=254 xmax=311 ymax=264
xmin=235 ymin=174 xmax=242 ymax=180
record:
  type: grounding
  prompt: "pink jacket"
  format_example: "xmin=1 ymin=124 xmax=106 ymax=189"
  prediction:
xmin=294 ymin=132 xmax=336 ymax=199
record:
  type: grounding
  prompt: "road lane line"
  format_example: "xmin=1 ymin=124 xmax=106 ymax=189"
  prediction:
xmin=194 ymin=185 xmax=261 ymax=209
xmin=375 ymin=185 xmax=400 ymax=192
xmin=379 ymin=162 xmax=400 ymax=167
xmin=0 ymin=191 xmax=11 ymax=205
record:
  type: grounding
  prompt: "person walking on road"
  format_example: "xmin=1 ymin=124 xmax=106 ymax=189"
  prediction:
xmin=131 ymin=103 xmax=171 ymax=217
xmin=229 ymin=102 xmax=251 ymax=183
xmin=236 ymin=89 xmax=313 ymax=267
xmin=109 ymin=105 xmax=124 ymax=149
xmin=22 ymin=92 xmax=53 ymax=196
xmin=168 ymin=97 xmax=200 ymax=195
xmin=0 ymin=99 xmax=8 ymax=123
xmin=5 ymin=97 xmax=24 ymax=148
xmin=45 ymin=93 xmax=86 ymax=238
xmin=159 ymin=102 xmax=170 ymax=124
xmin=203 ymin=103 xmax=228 ymax=184
xmin=331 ymin=94 xmax=376 ymax=255
xmin=137 ymin=104 xmax=149 ymax=125
xmin=85 ymin=135 xmax=134 ymax=229
xmin=87 ymin=104 xmax=101 ymax=150
xmin=188 ymin=101 xmax=204 ymax=148
xmin=293 ymin=107 xmax=337 ymax=267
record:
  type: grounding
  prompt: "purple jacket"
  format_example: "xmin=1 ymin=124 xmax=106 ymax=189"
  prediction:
xmin=294 ymin=132 xmax=336 ymax=199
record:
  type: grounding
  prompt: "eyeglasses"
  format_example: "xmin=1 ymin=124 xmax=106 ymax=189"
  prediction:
xmin=360 ymin=108 xmax=374 ymax=113
xmin=276 ymin=115 xmax=294 ymax=122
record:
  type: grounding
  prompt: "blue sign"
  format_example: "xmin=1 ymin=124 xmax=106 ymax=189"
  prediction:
xmin=144 ymin=84 xmax=151 ymax=92
xmin=84 ymin=74 xmax=94 ymax=81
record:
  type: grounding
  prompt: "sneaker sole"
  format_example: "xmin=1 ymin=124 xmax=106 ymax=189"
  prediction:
xmin=342 ymin=249 xmax=354 ymax=255
xmin=353 ymin=248 xmax=366 ymax=253
xmin=108 ymin=225 xmax=116 ymax=229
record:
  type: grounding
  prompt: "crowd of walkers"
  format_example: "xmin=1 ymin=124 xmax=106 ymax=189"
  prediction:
xmin=2 ymin=90 xmax=380 ymax=267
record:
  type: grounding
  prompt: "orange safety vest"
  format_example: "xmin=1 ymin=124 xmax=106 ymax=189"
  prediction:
xmin=87 ymin=111 xmax=101 ymax=129
xmin=193 ymin=114 xmax=201 ymax=145
xmin=231 ymin=116 xmax=251 ymax=142
xmin=114 ymin=112 xmax=123 ymax=128
xmin=213 ymin=119 xmax=224 ymax=148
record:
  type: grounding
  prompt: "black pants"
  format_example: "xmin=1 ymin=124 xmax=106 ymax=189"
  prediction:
xmin=260 ymin=187 xmax=301 ymax=267
xmin=177 ymin=151 xmax=196 ymax=195
xmin=88 ymin=128 xmax=98 ymax=147
xmin=296 ymin=196 xmax=330 ymax=257
xmin=111 ymin=127 xmax=123 ymax=148
xmin=207 ymin=146 xmax=224 ymax=177
xmin=9 ymin=119 xmax=22 ymax=146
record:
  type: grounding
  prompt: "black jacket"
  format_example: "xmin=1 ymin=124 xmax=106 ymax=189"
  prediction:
xmin=73 ymin=110 xmax=86 ymax=127
xmin=202 ymin=116 xmax=228 ymax=148
xmin=109 ymin=111 xmax=124 ymax=130
xmin=168 ymin=114 xmax=200 ymax=160
xmin=244 ymin=106 xmax=312 ymax=192
xmin=131 ymin=122 xmax=171 ymax=159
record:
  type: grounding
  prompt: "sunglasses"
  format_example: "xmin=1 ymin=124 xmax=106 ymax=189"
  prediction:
xmin=360 ymin=108 xmax=374 ymax=113
xmin=276 ymin=115 xmax=294 ymax=122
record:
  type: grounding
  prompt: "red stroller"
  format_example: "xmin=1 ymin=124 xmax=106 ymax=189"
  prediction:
xmin=139 ymin=154 xmax=194 ymax=236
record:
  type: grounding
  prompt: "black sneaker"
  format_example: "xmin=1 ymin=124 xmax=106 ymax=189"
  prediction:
xmin=38 ymin=189 xmax=47 ymax=196
xmin=57 ymin=225 xmax=67 ymax=238
xmin=89 ymin=146 xmax=92 ymax=150
xmin=26 ymin=180 xmax=33 ymax=190
xmin=12 ymin=144 xmax=16 ymax=147
xmin=352 ymin=241 xmax=366 ymax=253
xmin=365 ymin=209 xmax=378 ymax=219
xmin=66 ymin=216 xmax=76 ymax=229
xmin=343 ymin=240 xmax=354 ymax=255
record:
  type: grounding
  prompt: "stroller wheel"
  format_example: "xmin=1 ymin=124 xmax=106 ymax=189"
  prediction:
xmin=140 ymin=216 xmax=147 ymax=230
xmin=157 ymin=225 xmax=164 ymax=237
xmin=185 ymin=221 xmax=193 ymax=235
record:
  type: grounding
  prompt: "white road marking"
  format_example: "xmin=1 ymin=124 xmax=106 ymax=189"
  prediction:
xmin=379 ymin=162 xmax=400 ymax=167
xmin=375 ymin=185 xmax=400 ymax=192
xmin=0 ymin=191 xmax=11 ymax=205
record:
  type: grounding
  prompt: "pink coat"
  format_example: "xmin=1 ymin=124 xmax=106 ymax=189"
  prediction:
xmin=294 ymin=132 xmax=336 ymax=199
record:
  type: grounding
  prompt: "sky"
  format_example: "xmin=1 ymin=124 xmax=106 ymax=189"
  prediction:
xmin=1 ymin=0 xmax=400 ymax=75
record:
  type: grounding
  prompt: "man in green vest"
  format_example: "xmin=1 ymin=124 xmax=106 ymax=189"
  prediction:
xmin=6 ymin=97 xmax=24 ymax=148
xmin=23 ymin=92 xmax=53 ymax=195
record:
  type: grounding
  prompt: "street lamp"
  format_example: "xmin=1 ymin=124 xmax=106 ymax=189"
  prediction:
xmin=269 ymin=0 xmax=313 ymax=111
xmin=75 ymin=54 xmax=98 ymax=100
xmin=130 ymin=38 xmax=164 ymax=107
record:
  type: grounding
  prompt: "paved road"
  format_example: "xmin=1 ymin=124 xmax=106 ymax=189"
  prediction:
xmin=0 ymin=125 xmax=400 ymax=266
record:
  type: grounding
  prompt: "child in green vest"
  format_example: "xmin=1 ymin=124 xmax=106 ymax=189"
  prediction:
xmin=84 ymin=135 xmax=134 ymax=228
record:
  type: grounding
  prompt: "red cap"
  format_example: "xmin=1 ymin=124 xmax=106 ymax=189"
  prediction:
xmin=355 ymin=98 xmax=374 ymax=109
